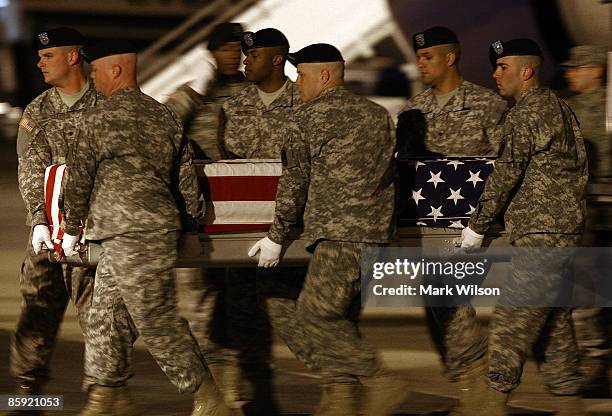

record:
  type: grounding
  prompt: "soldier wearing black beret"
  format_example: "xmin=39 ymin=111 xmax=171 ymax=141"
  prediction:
xmin=217 ymin=26 xmax=301 ymax=414
xmin=398 ymin=26 xmax=506 ymax=157
xmin=250 ymin=42 xmax=409 ymax=415
xmin=10 ymin=26 xmax=98 ymax=405
xmin=458 ymin=37 xmax=588 ymax=415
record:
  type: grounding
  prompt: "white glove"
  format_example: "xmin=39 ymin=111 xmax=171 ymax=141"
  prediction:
xmin=248 ymin=237 xmax=282 ymax=268
xmin=32 ymin=225 xmax=54 ymax=254
xmin=61 ymin=232 xmax=81 ymax=257
xmin=460 ymin=226 xmax=485 ymax=248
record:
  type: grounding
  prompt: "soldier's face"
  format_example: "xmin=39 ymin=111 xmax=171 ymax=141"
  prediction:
xmin=492 ymin=57 xmax=523 ymax=98
xmin=296 ymin=64 xmax=323 ymax=103
xmin=243 ymin=48 xmax=274 ymax=82
xmin=37 ymin=47 xmax=72 ymax=86
xmin=416 ymin=46 xmax=449 ymax=86
xmin=564 ymin=65 xmax=603 ymax=93
xmin=212 ymin=42 xmax=242 ymax=76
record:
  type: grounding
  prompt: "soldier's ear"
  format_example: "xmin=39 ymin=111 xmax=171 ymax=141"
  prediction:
xmin=67 ymin=48 xmax=81 ymax=66
xmin=320 ymin=68 xmax=331 ymax=84
xmin=111 ymin=64 xmax=122 ymax=79
xmin=446 ymin=51 xmax=457 ymax=67
xmin=522 ymin=66 xmax=534 ymax=80
xmin=272 ymin=54 xmax=284 ymax=66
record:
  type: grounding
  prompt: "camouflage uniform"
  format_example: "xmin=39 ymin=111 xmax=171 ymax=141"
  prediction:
xmin=400 ymin=80 xmax=507 ymax=380
xmin=165 ymin=74 xmax=248 ymax=367
xmin=267 ymin=86 xmax=396 ymax=383
xmin=61 ymin=87 xmax=208 ymax=393
xmin=567 ymin=85 xmax=611 ymax=390
xmin=166 ymin=73 xmax=248 ymax=160
xmin=221 ymin=80 xmax=301 ymax=158
xmin=398 ymin=80 xmax=507 ymax=156
xmin=469 ymin=86 xmax=588 ymax=394
xmin=215 ymin=80 xmax=303 ymax=400
xmin=12 ymin=82 xmax=98 ymax=387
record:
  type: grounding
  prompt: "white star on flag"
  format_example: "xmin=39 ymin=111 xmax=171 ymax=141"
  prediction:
xmin=466 ymin=170 xmax=484 ymax=187
xmin=412 ymin=188 xmax=425 ymax=206
xmin=427 ymin=205 xmax=443 ymax=221
xmin=415 ymin=161 xmax=426 ymax=171
xmin=446 ymin=160 xmax=464 ymax=171
xmin=447 ymin=188 xmax=464 ymax=205
xmin=466 ymin=204 xmax=476 ymax=215
xmin=427 ymin=171 xmax=445 ymax=188
xmin=449 ymin=220 xmax=464 ymax=228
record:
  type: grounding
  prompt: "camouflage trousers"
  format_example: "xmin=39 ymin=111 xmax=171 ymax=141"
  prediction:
xmin=84 ymin=230 xmax=208 ymax=393
xmin=269 ymin=240 xmax=381 ymax=384
xmin=571 ymin=202 xmax=611 ymax=384
xmin=176 ymin=267 xmax=234 ymax=365
xmin=178 ymin=266 xmax=305 ymax=390
xmin=425 ymin=305 xmax=487 ymax=380
xmin=10 ymin=229 xmax=94 ymax=385
xmin=487 ymin=233 xmax=582 ymax=395
xmin=423 ymin=266 xmax=489 ymax=380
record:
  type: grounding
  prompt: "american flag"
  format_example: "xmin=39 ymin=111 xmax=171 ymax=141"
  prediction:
xmin=397 ymin=158 xmax=495 ymax=228
xmin=198 ymin=159 xmax=281 ymax=233
xmin=44 ymin=164 xmax=67 ymax=255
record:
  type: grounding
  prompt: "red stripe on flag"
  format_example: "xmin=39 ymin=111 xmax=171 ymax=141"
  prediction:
xmin=45 ymin=164 xmax=59 ymax=224
xmin=201 ymin=176 xmax=280 ymax=201
xmin=202 ymin=224 xmax=271 ymax=234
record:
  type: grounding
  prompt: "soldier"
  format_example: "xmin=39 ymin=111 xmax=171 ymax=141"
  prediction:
xmin=563 ymin=44 xmax=611 ymax=395
xmin=397 ymin=26 xmax=507 ymax=157
xmin=221 ymin=27 xmax=301 ymax=157
xmin=165 ymin=22 xmax=248 ymax=406
xmin=564 ymin=45 xmax=610 ymax=180
xmin=166 ymin=22 xmax=247 ymax=160
xmin=59 ymin=41 xmax=233 ymax=416
xmin=248 ymin=43 xmax=408 ymax=416
xmin=398 ymin=26 xmax=508 ymax=409
xmin=8 ymin=27 xmax=96 ymax=411
xmin=459 ymin=38 xmax=587 ymax=416
xmin=216 ymin=27 xmax=303 ymax=415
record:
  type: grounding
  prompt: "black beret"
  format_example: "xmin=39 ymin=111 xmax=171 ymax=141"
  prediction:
xmin=208 ymin=22 xmax=243 ymax=51
xmin=241 ymin=28 xmax=289 ymax=52
xmin=489 ymin=38 xmax=543 ymax=67
xmin=287 ymin=43 xmax=344 ymax=67
xmin=80 ymin=39 xmax=137 ymax=64
xmin=412 ymin=26 xmax=458 ymax=51
xmin=34 ymin=27 xmax=84 ymax=51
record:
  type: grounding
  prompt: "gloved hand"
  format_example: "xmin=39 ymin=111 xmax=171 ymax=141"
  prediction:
xmin=248 ymin=237 xmax=282 ymax=268
xmin=62 ymin=232 xmax=81 ymax=257
xmin=460 ymin=226 xmax=484 ymax=248
xmin=32 ymin=224 xmax=54 ymax=254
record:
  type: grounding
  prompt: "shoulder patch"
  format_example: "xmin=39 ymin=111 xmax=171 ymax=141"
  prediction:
xmin=19 ymin=116 xmax=35 ymax=133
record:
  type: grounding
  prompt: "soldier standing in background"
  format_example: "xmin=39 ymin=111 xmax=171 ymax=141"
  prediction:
xmin=216 ymin=27 xmax=302 ymax=415
xmin=7 ymin=28 xmax=97 ymax=413
xmin=397 ymin=26 xmax=507 ymax=412
xmin=460 ymin=38 xmax=587 ymax=416
xmin=249 ymin=43 xmax=408 ymax=416
xmin=59 ymin=41 xmax=233 ymax=416
xmin=563 ymin=44 xmax=611 ymax=396
xmin=165 ymin=22 xmax=248 ymax=407
xmin=166 ymin=22 xmax=247 ymax=160
xmin=397 ymin=26 xmax=507 ymax=157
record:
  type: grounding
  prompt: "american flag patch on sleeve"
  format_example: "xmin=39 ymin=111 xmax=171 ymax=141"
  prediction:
xmin=19 ymin=116 xmax=34 ymax=133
